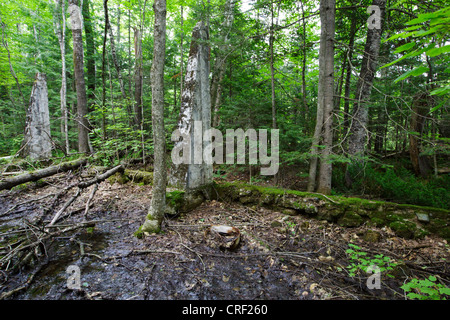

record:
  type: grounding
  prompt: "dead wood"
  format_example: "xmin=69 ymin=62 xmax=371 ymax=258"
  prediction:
xmin=47 ymin=164 xmax=123 ymax=226
xmin=0 ymin=158 xmax=87 ymax=191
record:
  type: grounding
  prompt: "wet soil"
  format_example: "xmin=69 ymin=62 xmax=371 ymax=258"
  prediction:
xmin=0 ymin=174 xmax=449 ymax=300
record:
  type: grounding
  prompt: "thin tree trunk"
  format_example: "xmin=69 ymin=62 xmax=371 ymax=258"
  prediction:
xmin=82 ymin=0 xmax=96 ymax=111
xmin=54 ymin=0 xmax=69 ymax=154
xmin=269 ymin=0 xmax=277 ymax=130
xmin=409 ymin=93 xmax=432 ymax=178
xmin=180 ymin=6 xmax=184 ymax=104
xmin=104 ymin=0 xmax=127 ymax=100
xmin=347 ymin=0 xmax=386 ymax=157
xmin=0 ymin=22 xmax=26 ymax=110
xmin=211 ymin=0 xmax=234 ymax=127
xmin=141 ymin=0 xmax=167 ymax=234
xmin=101 ymin=0 xmax=109 ymax=140
xmin=69 ymin=0 xmax=90 ymax=154
xmin=299 ymin=1 xmax=308 ymax=127
xmin=342 ymin=14 xmax=357 ymax=139
xmin=133 ymin=27 xmax=143 ymax=127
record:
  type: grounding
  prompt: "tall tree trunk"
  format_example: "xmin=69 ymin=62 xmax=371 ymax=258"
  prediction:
xmin=133 ymin=27 xmax=143 ymax=127
xmin=345 ymin=0 xmax=385 ymax=186
xmin=104 ymin=0 xmax=127 ymax=100
xmin=269 ymin=0 xmax=277 ymax=130
xmin=316 ymin=0 xmax=336 ymax=195
xmin=211 ymin=0 xmax=234 ymax=127
xmin=409 ymin=93 xmax=432 ymax=178
xmin=342 ymin=14 xmax=357 ymax=140
xmin=140 ymin=0 xmax=167 ymax=234
xmin=307 ymin=0 xmax=335 ymax=194
xmin=82 ymin=0 xmax=96 ymax=111
xmin=347 ymin=0 xmax=386 ymax=158
xmin=54 ymin=0 xmax=69 ymax=154
xmin=69 ymin=0 xmax=90 ymax=154
xmin=299 ymin=1 xmax=308 ymax=128
xmin=101 ymin=0 xmax=109 ymax=140
xmin=180 ymin=5 xmax=184 ymax=107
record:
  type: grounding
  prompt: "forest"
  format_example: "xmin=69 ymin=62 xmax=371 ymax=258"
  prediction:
xmin=0 ymin=0 xmax=449 ymax=301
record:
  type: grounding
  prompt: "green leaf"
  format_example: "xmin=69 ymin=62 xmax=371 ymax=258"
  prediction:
xmin=426 ymin=45 xmax=450 ymax=57
xmin=394 ymin=42 xmax=415 ymax=53
xmin=394 ymin=66 xmax=428 ymax=83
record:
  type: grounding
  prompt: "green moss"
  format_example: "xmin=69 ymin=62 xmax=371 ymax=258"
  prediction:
xmin=338 ymin=211 xmax=363 ymax=227
xmin=166 ymin=190 xmax=185 ymax=208
xmin=389 ymin=221 xmax=417 ymax=239
xmin=215 ymin=181 xmax=450 ymax=240
xmin=124 ymin=169 xmax=153 ymax=185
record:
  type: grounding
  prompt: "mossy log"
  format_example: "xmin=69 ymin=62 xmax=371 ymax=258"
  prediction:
xmin=107 ymin=169 xmax=153 ymax=185
xmin=0 ymin=158 xmax=87 ymax=191
xmin=213 ymin=181 xmax=450 ymax=241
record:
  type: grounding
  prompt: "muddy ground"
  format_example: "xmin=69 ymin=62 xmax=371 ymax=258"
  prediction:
xmin=0 ymin=170 xmax=449 ymax=300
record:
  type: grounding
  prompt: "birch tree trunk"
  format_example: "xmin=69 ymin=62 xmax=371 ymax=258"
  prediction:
xmin=21 ymin=73 xmax=52 ymax=160
xmin=307 ymin=0 xmax=335 ymax=194
xmin=140 ymin=0 xmax=167 ymax=234
xmin=69 ymin=0 xmax=90 ymax=154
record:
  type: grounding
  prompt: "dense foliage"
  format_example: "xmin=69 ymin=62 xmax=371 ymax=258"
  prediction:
xmin=0 ymin=0 xmax=448 ymax=207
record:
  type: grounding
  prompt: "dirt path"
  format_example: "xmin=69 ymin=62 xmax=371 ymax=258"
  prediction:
xmin=0 ymin=176 xmax=449 ymax=300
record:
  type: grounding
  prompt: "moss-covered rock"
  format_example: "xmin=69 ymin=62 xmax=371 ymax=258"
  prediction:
xmin=338 ymin=211 xmax=363 ymax=227
xmin=210 ymin=181 xmax=450 ymax=240
xmin=389 ymin=220 xmax=418 ymax=239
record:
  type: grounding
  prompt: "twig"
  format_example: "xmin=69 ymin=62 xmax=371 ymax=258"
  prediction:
xmin=83 ymin=183 xmax=98 ymax=220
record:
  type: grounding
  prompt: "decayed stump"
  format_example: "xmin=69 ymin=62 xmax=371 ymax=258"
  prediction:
xmin=21 ymin=73 xmax=52 ymax=159
xmin=166 ymin=21 xmax=213 ymax=217
xmin=169 ymin=21 xmax=212 ymax=192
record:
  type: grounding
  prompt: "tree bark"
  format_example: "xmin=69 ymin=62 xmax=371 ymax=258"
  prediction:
xmin=141 ymin=0 xmax=167 ymax=234
xmin=133 ymin=27 xmax=143 ymax=127
xmin=342 ymin=14 xmax=357 ymax=138
xmin=211 ymin=0 xmax=234 ymax=127
xmin=269 ymin=0 xmax=277 ymax=130
xmin=409 ymin=93 xmax=432 ymax=178
xmin=345 ymin=0 xmax=386 ymax=186
xmin=82 ymin=0 xmax=96 ymax=110
xmin=21 ymin=73 xmax=52 ymax=160
xmin=103 ymin=0 xmax=127 ymax=101
xmin=316 ymin=0 xmax=335 ymax=195
xmin=347 ymin=0 xmax=386 ymax=158
xmin=169 ymin=21 xmax=213 ymax=192
xmin=69 ymin=0 xmax=90 ymax=154
xmin=54 ymin=0 xmax=69 ymax=154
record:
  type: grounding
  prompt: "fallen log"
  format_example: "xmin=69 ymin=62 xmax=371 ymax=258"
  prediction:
xmin=0 ymin=158 xmax=87 ymax=191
